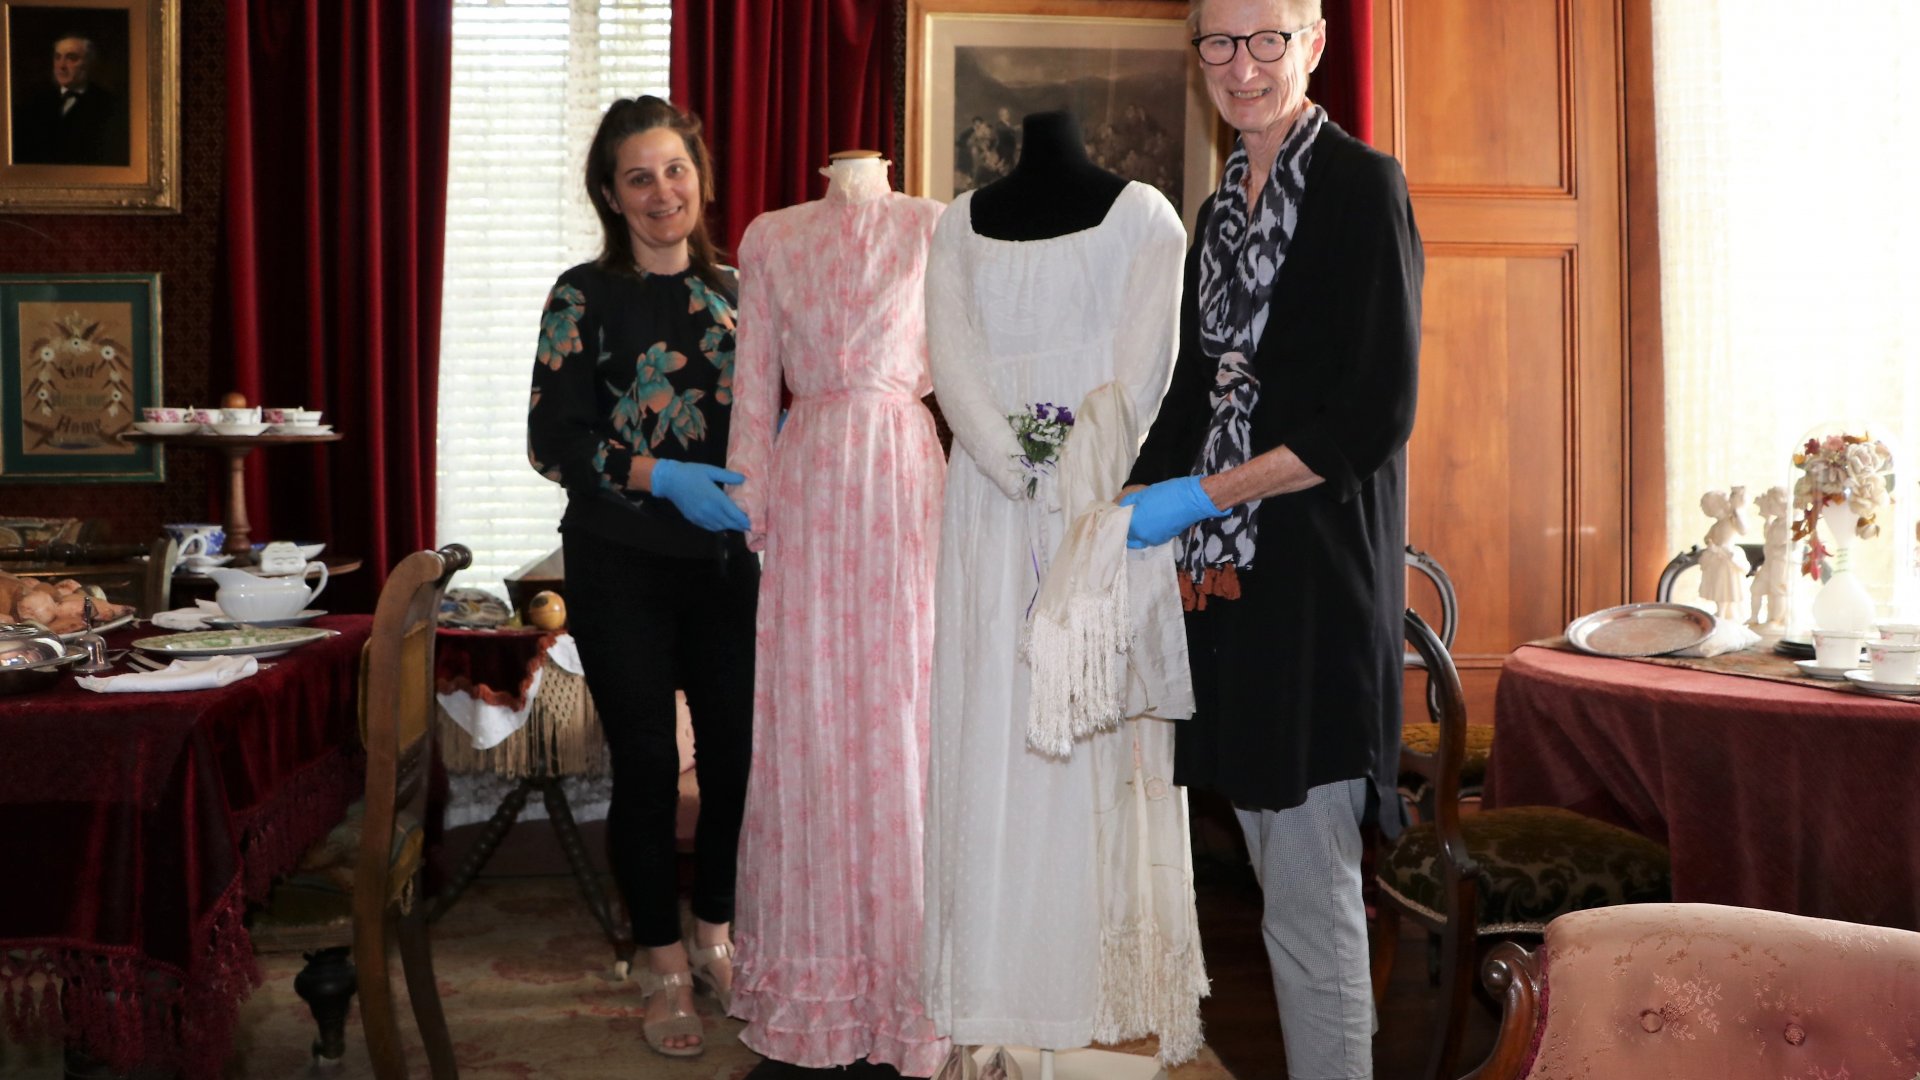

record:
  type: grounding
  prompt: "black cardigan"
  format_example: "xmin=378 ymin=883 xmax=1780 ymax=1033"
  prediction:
xmin=1129 ymin=122 xmax=1424 ymax=823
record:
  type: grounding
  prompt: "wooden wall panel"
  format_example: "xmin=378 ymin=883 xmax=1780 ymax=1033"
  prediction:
xmin=1400 ymin=0 xmax=1570 ymax=194
xmin=1376 ymin=0 xmax=1660 ymax=729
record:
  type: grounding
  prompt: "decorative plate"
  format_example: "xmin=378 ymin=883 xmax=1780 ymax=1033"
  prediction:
xmin=55 ymin=613 xmax=135 ymax=641
xmin=1842 ymin=669 xmax=1920 ymax=696
xmin=205 ymin=610 xmax=326 ymax=630
xmin=1565 ymin=603 xmax=1716 ymax=657
xmin=133 ymin=421 xmax=203 ymax=435
xmin=437 ymin=588 xmax=512 ymax=629
xmin=1793 ymin=658 xmax=1859 ymax=680
xmin=131 ymin=626 xmax=334 ymax=659
xmin=269 ymin=424 xmax=335 ymax=437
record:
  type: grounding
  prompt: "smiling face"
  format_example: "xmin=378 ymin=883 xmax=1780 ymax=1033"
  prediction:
xmin=601 ymin=126 xmax=701 ymax=272
xmin=1195 ymin=0 xmax=1325 ymax=157
xmin=52 ymin=36 xmax=92 ymax=91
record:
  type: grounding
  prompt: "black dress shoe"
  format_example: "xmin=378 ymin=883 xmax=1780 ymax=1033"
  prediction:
xmin=742 ymin=1058 xmax=909 ymax=1078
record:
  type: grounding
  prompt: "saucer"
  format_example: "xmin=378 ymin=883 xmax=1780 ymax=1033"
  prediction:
xmin=1794 ymin=658 xmax=1861 ymax=681
xmin=1842 ymin=669 xmax=1920 ymax=696
xmin=270 ymin=424 xmax=334 ymax=437
xmin=206 ymin=609 xmax=326 ymax=630
xmin=177 ymin=553 xmax=235 ymax=572
xmin=133 ymin=421 xmax=204 ymax=435
xmin=210 ymin=422 xmax=270 ymax=437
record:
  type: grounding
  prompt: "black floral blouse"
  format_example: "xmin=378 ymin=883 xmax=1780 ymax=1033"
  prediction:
xmin=527 ymin=262 xmax=740 ymax=557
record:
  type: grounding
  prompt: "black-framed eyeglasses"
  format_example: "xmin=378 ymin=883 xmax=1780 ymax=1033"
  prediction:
xmin=1190 ymin=27 xmax=1312 ymax=66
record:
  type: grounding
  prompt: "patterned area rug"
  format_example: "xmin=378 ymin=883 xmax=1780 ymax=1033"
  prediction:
xmin=221 ymin=878 xmax=1237 ymax=1079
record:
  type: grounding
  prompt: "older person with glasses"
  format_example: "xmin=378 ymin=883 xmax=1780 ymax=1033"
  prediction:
xmin=1119 ymin=1 xmax=1424 ymax=1076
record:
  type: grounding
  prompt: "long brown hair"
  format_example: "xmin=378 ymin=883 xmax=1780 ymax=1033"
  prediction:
xmin=584 ymin=95 xmax=731 ymax=299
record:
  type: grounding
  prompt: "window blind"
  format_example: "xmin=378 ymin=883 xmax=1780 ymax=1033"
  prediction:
xmin=436 ymin=0 xmax=672 ymax=597
xmin=1653 ymin=0 xmax=1920 ymax=616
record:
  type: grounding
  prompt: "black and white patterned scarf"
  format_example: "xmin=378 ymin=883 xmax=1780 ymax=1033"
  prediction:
xmin=1179 ymin=105 xmax=1325 ymax=598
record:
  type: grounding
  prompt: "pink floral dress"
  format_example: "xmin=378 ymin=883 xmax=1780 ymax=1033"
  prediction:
xmin=724 ymin=175 xmax=949 ymax=1073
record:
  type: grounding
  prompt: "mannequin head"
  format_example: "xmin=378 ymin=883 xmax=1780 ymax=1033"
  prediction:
xmin=820 ymin=151 xmax=891 ymax=200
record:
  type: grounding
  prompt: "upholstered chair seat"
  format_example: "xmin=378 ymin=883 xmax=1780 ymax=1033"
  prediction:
xmin=1398 ymin=721 xmax=1494 ymax=791
xmin=1377 ymin=805 xmax=1671 ymax=934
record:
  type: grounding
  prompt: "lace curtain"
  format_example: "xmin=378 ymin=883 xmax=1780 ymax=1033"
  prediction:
xmin=435 ymin=0 xmax=672 ymax=595
xmin=1653 ymin=0 xmax=1920 ymax=616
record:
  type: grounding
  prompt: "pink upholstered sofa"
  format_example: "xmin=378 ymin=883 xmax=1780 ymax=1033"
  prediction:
xmin=1465 ymin=903 xmax=1920 ymax=1080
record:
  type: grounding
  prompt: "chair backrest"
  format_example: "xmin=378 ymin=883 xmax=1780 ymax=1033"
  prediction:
xmin=355 ymin=544 xmax=470 ymax=908
xmin=1405 ymin=545 xmax=1459 ymax=648
xmin=142 ymin=535 xmax=178 ymax=617
xmin=1466 ymin=903 xmax=1920 ymax=1080
xmin=1403 ymin=608 xmax=1480 ymax=916
xmin=1654 ymin=545 xmax=1703 ymax=602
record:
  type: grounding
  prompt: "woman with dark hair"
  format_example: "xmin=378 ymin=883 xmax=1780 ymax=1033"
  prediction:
xmin=527 ymin=94 xmax=752 ymax=1059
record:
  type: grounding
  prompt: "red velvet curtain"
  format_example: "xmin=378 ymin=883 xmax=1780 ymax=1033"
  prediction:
xmin=671 ymin=0 xmax=896 ymax=254
xmin=1316 ymin=0 xmax=1374 ymax=144
xmin=223 ymin=0 xmax=452 ymax=601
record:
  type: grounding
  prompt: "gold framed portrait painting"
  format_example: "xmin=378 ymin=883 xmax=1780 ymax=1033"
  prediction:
xmin=0 ymin=0 xmax=179 ymax=213
xmin=905 ymin=0 xmax=1222 ymax=234
xmin=0 ymin=273 xmax=163 ymax=483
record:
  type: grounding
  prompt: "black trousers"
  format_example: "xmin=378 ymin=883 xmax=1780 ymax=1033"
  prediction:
xmin=563 ymin=528 xmax=758 ymax=947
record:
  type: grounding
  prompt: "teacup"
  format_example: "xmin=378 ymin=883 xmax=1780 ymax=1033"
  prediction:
xmin=1811 ymin=628 xmax=1870 ymax=669
xmin=163 ymin=522 xmax=226 ymax=559
xmin=219 ymin=406 xmax=261 ymax=425
xmin=1875 ymin=622 xmax=1920 ymax=646
xmin=281 ymin=408 xmax=324 ymax=426
xmin=185 ymin=406 xmax=216 ymax=425
xmin=142 ymin=406 xmax=183 ymax=424
xmin=1867 ymin=641 xmax=1920 ymax=685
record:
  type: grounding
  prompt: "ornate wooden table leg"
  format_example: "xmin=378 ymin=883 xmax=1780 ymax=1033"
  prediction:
xmin=428 ymin=779 xmax=533 ymax=922
xmin=537 ymin=775 xmax=631 ymax=973
xmin=293 ymin=946 xmax=357 ymax=1066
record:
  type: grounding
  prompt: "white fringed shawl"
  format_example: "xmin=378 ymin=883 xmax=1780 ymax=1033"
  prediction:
xmin=1025 ymin=381 xmax=1194 ymax=756
xmin=1023 ymin=380 xmax=1209 ymax=1063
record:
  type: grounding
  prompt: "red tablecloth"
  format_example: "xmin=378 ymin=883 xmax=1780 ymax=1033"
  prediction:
xmin=433 ymin=625 xmax=551 ymax=709
xmin=1486 ymin=644 xmax=1920 ymax=930
xmin=0 ymin=615 xmax=372 ymax=1074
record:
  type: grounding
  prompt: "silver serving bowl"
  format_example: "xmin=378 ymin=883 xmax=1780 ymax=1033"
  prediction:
xmin=0 ymin=633 xmax=81 ymax=695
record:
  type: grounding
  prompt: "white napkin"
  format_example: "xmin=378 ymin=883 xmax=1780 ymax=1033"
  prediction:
xmin=1674 ymin=617 xmax=1762 ymax=658
xmin=77 ymin=655 xmax=260 ymax=693
xmin=152 ymin=600 xmax=225 ymax=632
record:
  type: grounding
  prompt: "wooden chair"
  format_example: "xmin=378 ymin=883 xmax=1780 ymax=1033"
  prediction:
xmin=1656 ymin=541 xmax=1768 ymax=602
xmin=141 ymin=535 xmax=178 ymax=617
xmin=1466 ymin=904 xmax=1920 ymax=1080
xmin=1397 ymin=545 xmax=1489 ymax=820
xmin=249 ymin=544 xmax=470 ymax=1078
xmin=1371 ymin=609 xmax=1672 ymax=1080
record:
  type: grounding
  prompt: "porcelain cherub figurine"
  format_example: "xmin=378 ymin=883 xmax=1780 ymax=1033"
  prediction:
xmin=1697 ymin=486 xmax=1751 ymax=622
xmin=1749 ymin=484 xmax=1794 ymax=631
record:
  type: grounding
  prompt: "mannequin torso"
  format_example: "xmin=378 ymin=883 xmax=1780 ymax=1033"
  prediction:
xmin=968 ymin=110 xmax=1127 ymax=241
xmin=822 ymin=150 xmax=892 ymax=203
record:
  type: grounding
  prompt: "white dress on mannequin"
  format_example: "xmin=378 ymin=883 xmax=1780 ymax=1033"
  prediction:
xmin=920 ymin=181 xmax=1208 ymax=1062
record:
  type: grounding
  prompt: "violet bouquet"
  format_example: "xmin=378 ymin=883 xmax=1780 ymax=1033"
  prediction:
xmin=1008 ymin=402 xmax=1075 ymax=498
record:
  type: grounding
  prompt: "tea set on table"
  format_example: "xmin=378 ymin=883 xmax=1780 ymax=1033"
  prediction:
xmin=133 ymin=404 xmax=332 ymax=438
xmin=1795 ymin=622 xmax=1920 ymax=695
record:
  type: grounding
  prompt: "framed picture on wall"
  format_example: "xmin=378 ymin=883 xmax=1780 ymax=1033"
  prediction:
xmin=0 ymin=273 xmax=163 ymax=482
xmin=0 ymin=0 xmax=180 ymax=213
xmin=904 ymin=0 xmax=1222 ymax=234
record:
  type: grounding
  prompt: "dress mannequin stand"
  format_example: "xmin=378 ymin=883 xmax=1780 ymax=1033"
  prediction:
xmin=969 ymin=110 xmax=1126 ymax=241
xmin=959 ymin=108 xmax=1168 ymax=1080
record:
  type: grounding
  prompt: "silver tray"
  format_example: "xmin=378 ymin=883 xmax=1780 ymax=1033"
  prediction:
xmin=1566 ymin=603 xmax=1716 ymax=657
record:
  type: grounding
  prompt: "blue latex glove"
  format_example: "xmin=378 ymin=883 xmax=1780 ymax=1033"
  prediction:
xmin=649 ymin=459 xmax=750 ymax=532
xmin=1119 ymin=476 xmax=1227 ymax=548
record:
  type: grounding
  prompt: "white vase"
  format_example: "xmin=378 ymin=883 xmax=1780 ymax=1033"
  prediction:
xmin=1811 ymin=500 xmax=1877 ymax=632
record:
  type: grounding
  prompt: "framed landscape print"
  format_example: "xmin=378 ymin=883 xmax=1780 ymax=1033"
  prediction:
xmin=905 ymin=0 xmax=1222 ymax=234
xmin=0 ymin=0 xmax=180 ymax=213
xmin=0 ymin=273 xmax=162 ymax=482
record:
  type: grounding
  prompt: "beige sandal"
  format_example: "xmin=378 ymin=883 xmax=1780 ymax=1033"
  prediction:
xmin=684 ymin=936 xmax=735 ymax=1013
xmin=636 ymin=967 xmax=704 ymax=1058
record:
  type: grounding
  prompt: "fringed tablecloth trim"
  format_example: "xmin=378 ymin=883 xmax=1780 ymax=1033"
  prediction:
xmin=1 ymin=874 xmax=261 ymax=1077
xmin=234 ymin=747 xmax=364 ymax=902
